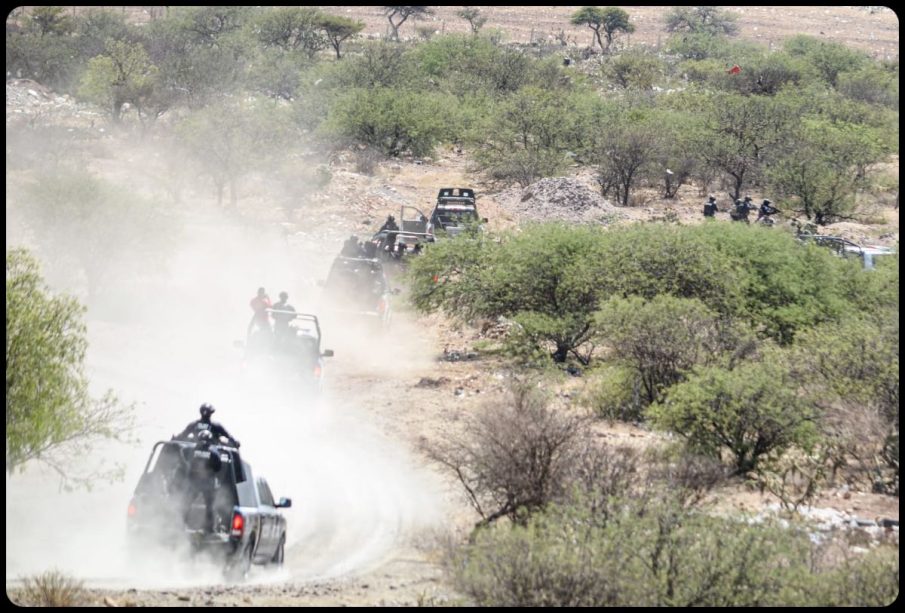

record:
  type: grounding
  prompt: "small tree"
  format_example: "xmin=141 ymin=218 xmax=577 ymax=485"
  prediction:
xmin=317 ymin=14 xmax=364 ymax=59
xmin=6 ymin=249 xmax=134 ymax=489
xmin=78 ymin=40 xmax=159 ymax=123
xmin=698 ymin=92 xmax=792 ymax=201
xmin=767 ymin=118 xmax=888 ymax=225
xmin=664 ymin=6 xmax=739 ymax=36
xmin=571 ymin=6 xmax=634 ymax=52
xmin=425 ymin=383 xmax=588 ymax=526
xmin=27 ymin=6 xmax=74 ymax=37
xmin=604 ymin=50 xmax=664 ymax=90
xmin=649 ymin=358 xmax=819 ymax=475
xmin=178 ymin=100 xmax=292 ymax=208
xmin=425 ymin=381 xmax=638 ymax=527
xmin=253 ymin=6 xmax=327 ymax=59
xmin=594 ymin=119 xmax=659 ymax=207
xmin=594 ymin=295 xmax=731 ymax=406
xmin=457 ymin=6 xmax=487 ymax=34
xmin=21 ymin=170 xmax=177 ymax=301
xmin=383 ymin=6 xmax=434 ymax=41
xmin=784 ymin=35 xmax=868 ymax=87
xmin=325 ymin=87 xmax=453 ymax=157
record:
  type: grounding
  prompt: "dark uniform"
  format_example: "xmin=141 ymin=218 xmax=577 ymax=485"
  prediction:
xmin=271 ymin=293 xmax=296 ymax=340
xmin=379 ymin=215 xmax=399 ymax=253
xmin=379 ymin=215 xmax=399 ymax=233
xmin=341 ymin=235 xmax=361 ymax=257
xmin=733 ymin=199 xmax=753 ymax=223
xmin=183 ymin=431 xmax=222 ymax=533
xmin=176 ymin=404 xmax=239 ymax=448
xmin=703 ymin=196 xmax=719 ymax=218
xmin=756 ymin=199 xmax=779 ymax=222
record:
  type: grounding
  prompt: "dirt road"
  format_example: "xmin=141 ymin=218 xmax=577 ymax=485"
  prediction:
xmin=5 ymin=215 xmax=474 ymax=606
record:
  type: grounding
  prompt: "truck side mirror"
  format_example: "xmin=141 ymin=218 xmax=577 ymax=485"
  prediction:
xmin=322 ymin=349 xmax=335 ymax=357
xmin=276 ymin=497 xmax=292 ymax=509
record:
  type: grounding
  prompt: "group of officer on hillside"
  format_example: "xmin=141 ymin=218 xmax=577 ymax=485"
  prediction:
xmin=703 ymin=194 xmax=779 ymax=223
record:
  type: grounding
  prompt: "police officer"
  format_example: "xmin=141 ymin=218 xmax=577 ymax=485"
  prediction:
xmin=183 ymin=430 xmax=222 ymax=533
xmin=175 ymin=403 xmax=239 ymax=448
xmin=341 ymin=235 xmax=356 ymax=256
xmin=703 ymin=194 xmax=719 ymax=218
xmin=756 ymin=198 xmax=779 ymax=222
xmin=271 ymin=291 xmax=297 ymax=341
xmin=733 ymin=198 xmax=752 ymax=223
xmin=379 ymin=215 xmax=399 ymax=233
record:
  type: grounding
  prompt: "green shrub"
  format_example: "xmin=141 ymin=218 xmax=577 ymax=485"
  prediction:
xmin=582 ymin=363 xmax=645 ymax=422
xmin=784 ymin=34 xmax=869 ymax=86
xmin=324 ymin=87 xmax=456 ymax=157
xmin=648 ymin=356 xmax=819 ymax=474
xmin=594 ymin=295 xmax=736 ymax=405
xmin=450 ymin=494 xmax=895 ymax=606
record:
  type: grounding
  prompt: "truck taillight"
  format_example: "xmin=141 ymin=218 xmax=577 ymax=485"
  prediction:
xmin=313 ymin=365 xmax=322 ymax=378
xmin=127 ymin=501 xmax=137 ymax=518
xmin=377 ymin=298 xmax=386 ymax=314
xmin=231 ymin=512 xmax=244 ymax=535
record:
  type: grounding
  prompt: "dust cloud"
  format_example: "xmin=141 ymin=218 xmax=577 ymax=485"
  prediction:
xmin=6 ymin=133 xmax=445 ymax=588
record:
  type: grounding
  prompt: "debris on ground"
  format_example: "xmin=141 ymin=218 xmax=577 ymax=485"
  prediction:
xmin=494 ymin=177 xmax=623 ymax=224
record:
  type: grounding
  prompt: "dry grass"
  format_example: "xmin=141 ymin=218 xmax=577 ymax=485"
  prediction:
xmin=16 ymin=570 xmax=87 ymax=607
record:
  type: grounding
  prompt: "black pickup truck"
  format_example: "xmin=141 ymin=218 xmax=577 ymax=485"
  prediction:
xmin=126 ymin=438 xmax=291 ymax=581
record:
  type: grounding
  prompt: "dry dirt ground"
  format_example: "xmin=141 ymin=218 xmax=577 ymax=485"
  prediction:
xmin=5 ymin=7 xmax=900 ymax=605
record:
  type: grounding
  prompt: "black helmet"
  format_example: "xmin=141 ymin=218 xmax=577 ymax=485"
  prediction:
xmin=279 ymin=291 xmax=288 ymax=301
xmin=256 ymin=287 xmax=266 ymax=297
xmin=388 ymin=215 xmax=395 ymax=221
xmin=708 ymin=194 xmax=716 ymax=201
xmin=763 ymin=199 xmax=771 ymax=205
xmin=744 ymin=194 xmax=752 ymax=200
xmin=199 ymin=403 xmax=215 ymax=418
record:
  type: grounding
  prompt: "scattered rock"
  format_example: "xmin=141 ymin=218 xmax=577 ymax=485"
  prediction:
xmin=103 ymin=596 xmax=119 ymax=607
xmin=495 ymin=177 xmax=622 ymax=225
xmin=177 ymin=595 xmax=191 ymax=602
xmin=440 ymin=348 xmax=478 ymax=362
xmin=415 ymin=376 xmax=450 ymax=388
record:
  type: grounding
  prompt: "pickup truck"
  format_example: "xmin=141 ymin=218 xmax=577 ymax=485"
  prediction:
xmin=796 ymin=234 xmax=896 ymax=270
xmin=238 ymin=312 xmax=334 ymax=394
xmin=126 ymin=439 xmax=291 ymax=581
xmin=428 ymin=188 xmax=485 ymax=237
xmin=321 ymin=255 xmax=393 ymax=331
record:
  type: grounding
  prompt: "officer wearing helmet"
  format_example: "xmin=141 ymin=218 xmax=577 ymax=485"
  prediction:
xmin=341 ymin=235 xmax=361 ymax=257
xmin=733 ymin=198 xmax=752 ymax=223
xmin=379 ymin=214 xmax=399 ymax=233
xmin=379 ymin=214 xmax=400 ymax=254
xmin=271 ymin=291 xmax=297 ymax=341
xmin=175 ymin=403 xmax=239 ymax=448
xmin=756 ymin=198 xmax=779 ymax=222
xmin=703 ymin=194 xmax=719 ymax=218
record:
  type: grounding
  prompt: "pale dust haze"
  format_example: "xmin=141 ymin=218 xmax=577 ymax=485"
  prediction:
xmin=5 ymin=129 xmax=446 ymax=589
